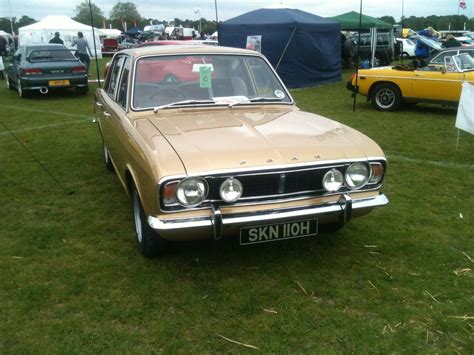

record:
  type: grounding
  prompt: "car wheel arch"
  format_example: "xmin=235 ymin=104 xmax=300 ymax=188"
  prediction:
xmin=368 ymin=81 xmax=402 ymax=101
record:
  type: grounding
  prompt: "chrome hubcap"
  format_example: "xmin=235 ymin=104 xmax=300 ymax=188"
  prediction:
xmin=133 ymin=192 xmax=143 ymax=243
xmin=375 ymin=89 xmax=395 ymax=108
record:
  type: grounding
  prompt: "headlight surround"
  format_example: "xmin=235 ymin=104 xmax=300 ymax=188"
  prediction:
xmin=176 ymin=177 xmax=208 ymax=207
xmin=369 ymin=162 xmax=384 ymax=184
xmin=323 ymin=168 xmax=344 ymax=192
xmin=219 ymin=178 xmax=243 ymax=203
xmin=345 ymin=162 xmax=370 ymax=189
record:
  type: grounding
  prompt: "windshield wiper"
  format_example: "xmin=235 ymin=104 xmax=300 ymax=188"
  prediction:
xmin=153 ymin=99 xmax=216 ymax=112
xmin=228 ymin=97 xmax=283 ymax=108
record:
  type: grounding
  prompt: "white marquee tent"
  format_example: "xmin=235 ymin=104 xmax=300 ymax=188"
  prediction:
xmin=18 ymin=16 xmax=102 ymax=58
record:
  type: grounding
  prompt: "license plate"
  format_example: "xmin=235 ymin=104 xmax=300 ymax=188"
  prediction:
xmin=48 ymin=80 xmax=70 ymax=86
xmin=240 ymin=218 xmax=318 ymax=245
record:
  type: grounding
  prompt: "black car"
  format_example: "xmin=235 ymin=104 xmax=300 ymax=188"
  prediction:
xmin=346 ymin=32 xmax=400 ymax=67
xmin=5 ymin=44 xmax=88 ymax=98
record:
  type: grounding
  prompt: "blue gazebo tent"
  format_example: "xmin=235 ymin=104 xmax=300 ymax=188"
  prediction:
xmin=219 ymin=6 xmax=341 ymax=88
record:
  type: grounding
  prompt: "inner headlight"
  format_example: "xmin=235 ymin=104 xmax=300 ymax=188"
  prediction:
xmin=176 ymin=177 xmax=208 ymax=207
xmin=323 ymin=169 xmax=344 ymax=192
xmin=220 ymin=178 xmax=243 ymax=203
xmin=345 ymin=162 xmax=370 ymax=189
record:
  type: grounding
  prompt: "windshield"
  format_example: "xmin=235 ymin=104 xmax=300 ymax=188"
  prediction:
xmin=132 ymin=54 xmax=291 ymax=110
xmin=28 ymin=49 xmax=76 ymax=62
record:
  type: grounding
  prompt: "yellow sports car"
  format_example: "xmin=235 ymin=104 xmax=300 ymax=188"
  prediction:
xmin=347 ymin=53 xmax=474 ymax=111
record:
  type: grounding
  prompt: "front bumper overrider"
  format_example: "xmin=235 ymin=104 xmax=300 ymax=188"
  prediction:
xmin=148 ymin=193 xmax=388 ymax=241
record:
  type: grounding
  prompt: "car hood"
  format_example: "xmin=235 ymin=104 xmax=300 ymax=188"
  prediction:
xmin=145 ymin=106 xmax=384 ymax=174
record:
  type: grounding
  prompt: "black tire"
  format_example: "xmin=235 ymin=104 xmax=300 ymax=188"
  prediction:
xmin=132 ymin=186 xmax=167 ymax=258
xmin=343 ymin=39 xmax=356 ymax=59
xmin=76 ymin=86 xmax=89 ymax=95
xmin=103 ymin=144 xmax=115 ymax=172
xmin=371 ymin=83 xmax=402 ymax=111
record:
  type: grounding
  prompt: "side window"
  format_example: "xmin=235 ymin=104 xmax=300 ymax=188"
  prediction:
xmin=117 ymin=57 xmax=130 ymax=108
xmin=432 ymin=52 xmax=451 ymax=64
xmin=377 ymin=35 xmax=388 ymax=45
xmin=106 ymin=56 xmax=125 ymax=98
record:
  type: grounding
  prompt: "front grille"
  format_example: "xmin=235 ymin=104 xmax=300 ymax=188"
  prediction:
xmin=207 ymin=165 xmax=339 ymax=201
xmin=160 ymin=160 xmax=386 ymax=211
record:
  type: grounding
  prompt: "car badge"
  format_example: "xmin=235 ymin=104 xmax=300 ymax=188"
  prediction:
xmin=278 ymin=174 xmax=286 ymax=194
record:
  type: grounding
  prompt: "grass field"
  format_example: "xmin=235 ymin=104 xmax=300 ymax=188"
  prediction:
xmin=0 ymin=60 xmax=473 ymax=352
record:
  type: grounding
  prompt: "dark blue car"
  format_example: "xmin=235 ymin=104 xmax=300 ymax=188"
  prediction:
xmin=6 ymin=44 xmax=88 ymax=98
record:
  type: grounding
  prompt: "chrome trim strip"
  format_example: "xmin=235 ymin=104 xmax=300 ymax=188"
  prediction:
xmin=148 ymin=194 xmax=388 ymax=230
xmin=157 ymin=157 xmax=387 ymax=184
xmin=362 ymin=74 xmax=463 ymax=83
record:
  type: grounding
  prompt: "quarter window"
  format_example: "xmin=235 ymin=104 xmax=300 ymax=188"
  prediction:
xmin=117 ymin=57 xmax=130 ymax=108
xmin=106 ymin=56 xmax=125 ymax=98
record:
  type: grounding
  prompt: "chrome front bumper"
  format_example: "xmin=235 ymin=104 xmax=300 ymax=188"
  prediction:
xmin=148 ymin=194 xmax=388 ymax=241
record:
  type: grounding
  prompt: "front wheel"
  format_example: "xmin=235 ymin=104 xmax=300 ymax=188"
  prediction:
xmin=371 ymin=83 xmax=402 ymax=111
xmin=132 ymin=186 xmax=167 ymax=258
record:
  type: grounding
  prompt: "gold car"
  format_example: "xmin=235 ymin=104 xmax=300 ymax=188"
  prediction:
xmin=348 ymin=53 xmax=474 ymax=111
xmin=95 ymin=45 xmax=388 ymax=258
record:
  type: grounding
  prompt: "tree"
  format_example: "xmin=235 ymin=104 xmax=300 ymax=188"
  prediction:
xmin=110 ymin=1 xmax=141 ymax=30
xmin=0 ymin=17 xmax=14 ymax=33
xmin=378 ymin=16 xmax=396 ymax=25
xmin=16 ymin=15 xmax=36 ymax=29
xmin=73 ymin=1 xmax=105 ymax=27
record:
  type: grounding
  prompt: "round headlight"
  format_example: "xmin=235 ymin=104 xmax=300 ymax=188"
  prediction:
xmin=219 ymin=178 xmax=243 ymax=203
xmin=176 ymin=177 xmax=208 ymax=207
xmin=323 ymin=169 xmax=344 ymax=192
xmin=345 ymin=162 xmax=370 ymax=189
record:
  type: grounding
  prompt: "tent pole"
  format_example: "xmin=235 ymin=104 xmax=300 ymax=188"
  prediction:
xmin=88 ymin=0 xmax=101 ymax=88
xmin=275 ymin=26 xmax=297 ymax=71
xmin=352 ymin=0 xmax=363 ymax=112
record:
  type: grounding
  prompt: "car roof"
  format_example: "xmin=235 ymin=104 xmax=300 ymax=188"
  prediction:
xmin=24 ymin=44 xmax=67 ymax=50
xmin=124 ymin=45 xmax=262 ymax=58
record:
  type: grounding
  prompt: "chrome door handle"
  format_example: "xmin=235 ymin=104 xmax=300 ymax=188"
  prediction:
xmin=95 ymin=102 xmax=103 ymax=107
xmin=103 ymin=111 xmax=111 ymax=117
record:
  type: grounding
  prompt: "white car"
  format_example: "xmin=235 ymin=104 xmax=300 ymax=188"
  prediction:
xmin=397 ymin=38 xmax=416 ymax=57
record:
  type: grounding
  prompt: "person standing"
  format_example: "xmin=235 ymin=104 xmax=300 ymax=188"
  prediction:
xmin=49 ymin=32 xmax=64 ymax=44
xmin=0 ymin=35 xmax=6 ymax=57
xmin=71 ymin=32 xmax=92 ymax=73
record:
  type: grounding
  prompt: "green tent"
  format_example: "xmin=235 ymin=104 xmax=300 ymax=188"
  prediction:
xmin=332 ymin=11 xmax=393 ymax=30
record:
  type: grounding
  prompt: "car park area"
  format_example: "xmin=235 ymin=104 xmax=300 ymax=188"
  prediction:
xmin=1 ymin=53 xmax=473 ymax=352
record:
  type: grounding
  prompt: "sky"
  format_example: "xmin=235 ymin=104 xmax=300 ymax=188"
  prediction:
xmin=1 ymin=0 xmax=473 ymax=22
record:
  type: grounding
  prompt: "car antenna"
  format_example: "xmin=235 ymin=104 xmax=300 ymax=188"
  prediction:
xmin=352 ymin=0 xmax=363 ymax=112
xmin=0 ymin=120 xmax=75 ymax=195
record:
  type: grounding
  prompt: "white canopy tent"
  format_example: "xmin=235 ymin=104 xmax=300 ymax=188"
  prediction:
xmin=18 ymin=16 xmax=102 ymax=58
xmin=97 ymin=28 xmax=122 ymax=38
